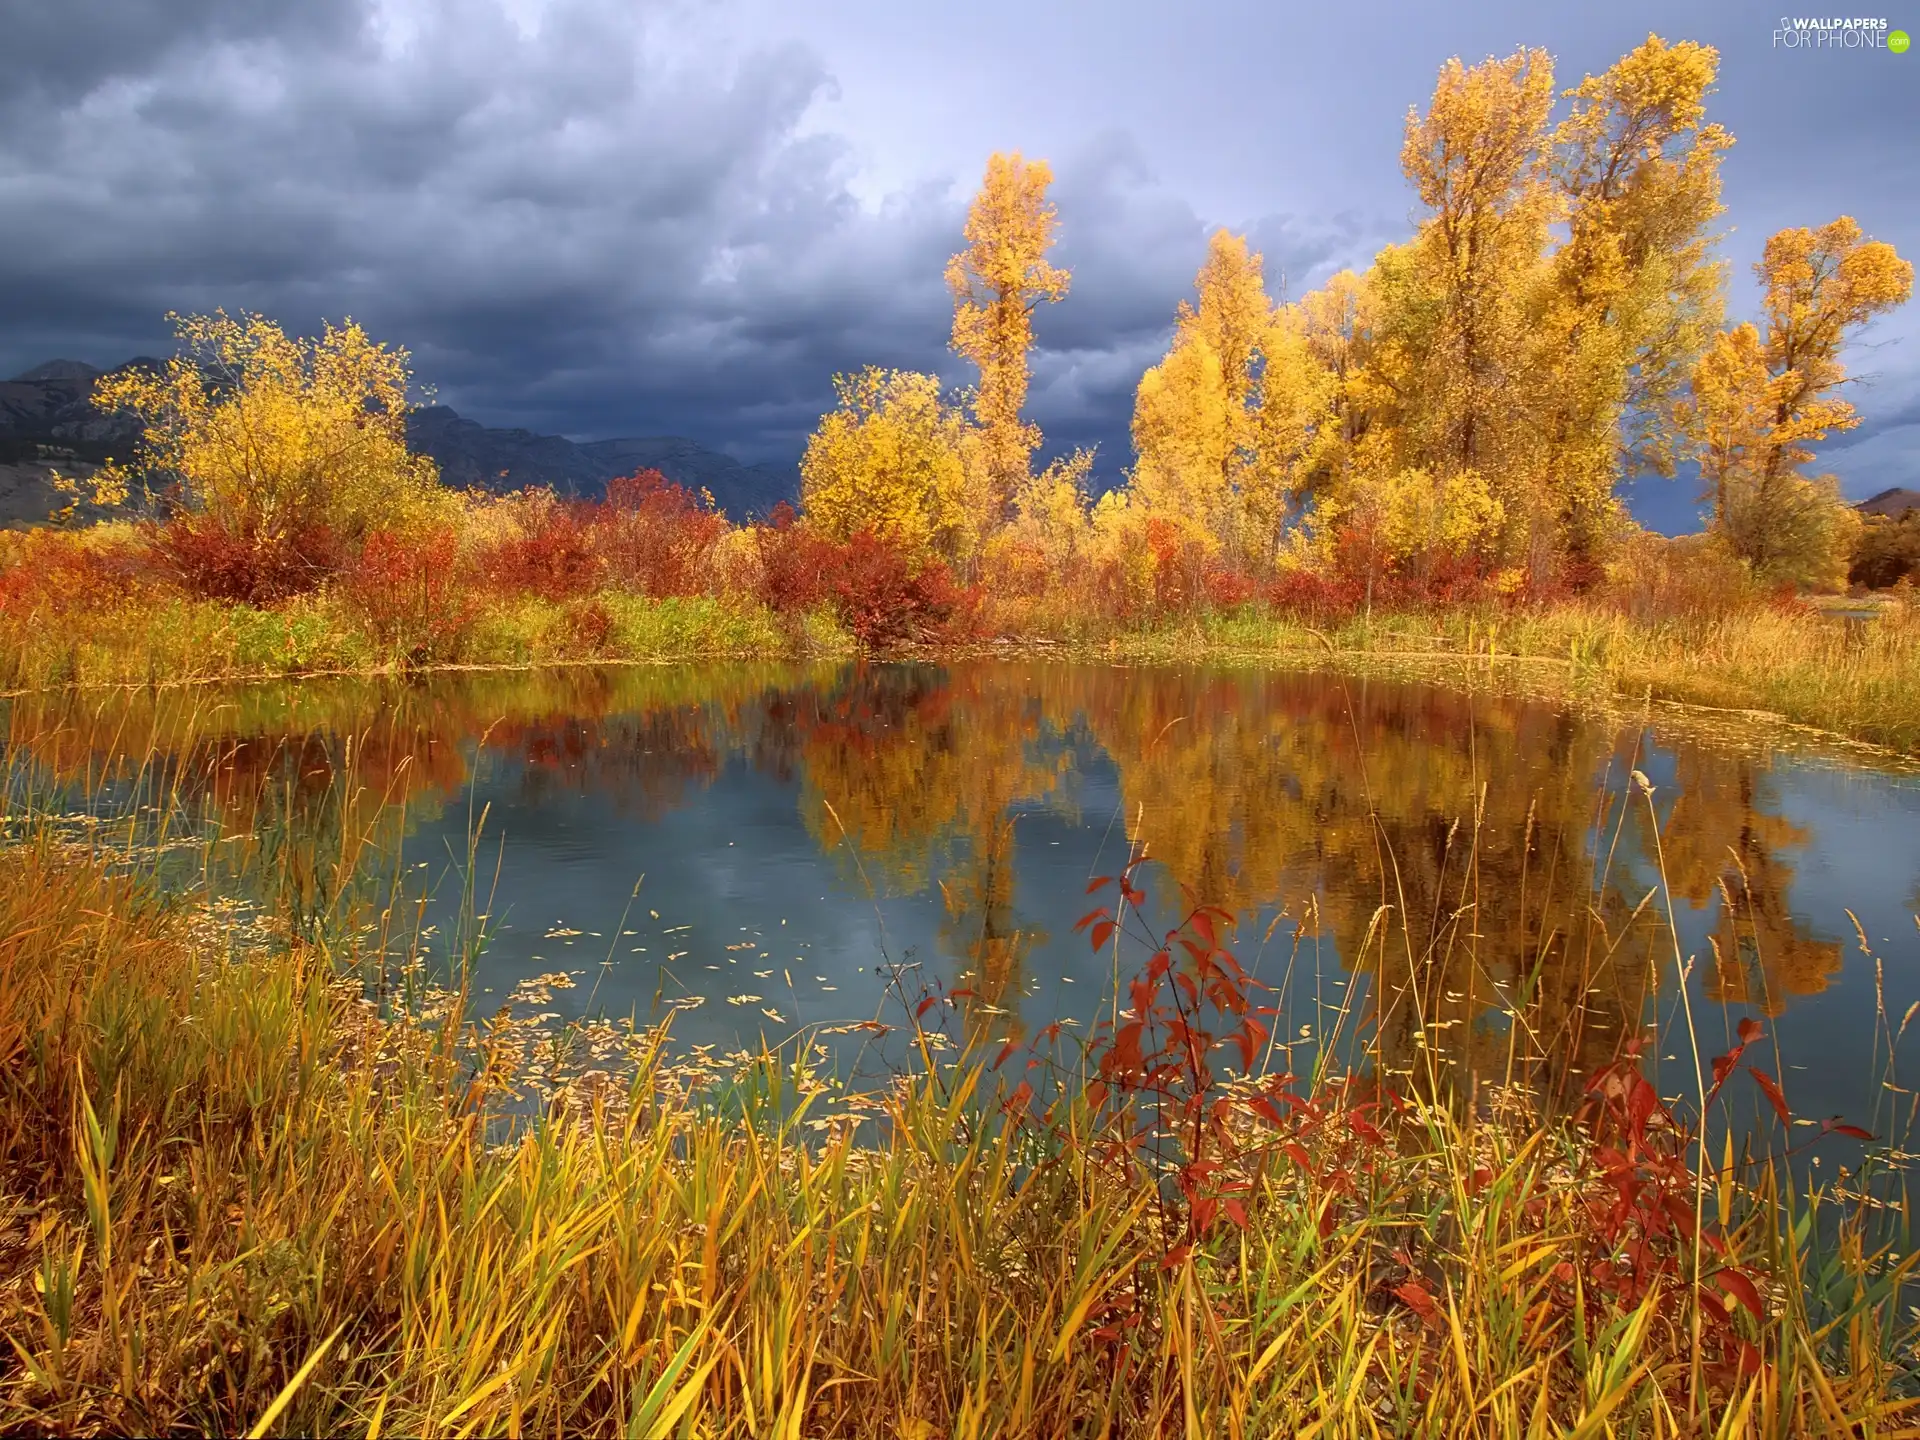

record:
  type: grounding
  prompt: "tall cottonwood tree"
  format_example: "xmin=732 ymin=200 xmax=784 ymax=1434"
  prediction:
xmin=1386 ymin=47 xmax=1558 ymax=531
xmin=1534 ymin=35 xmax=1732 ymax=568
xmin=1131 ymin=230 xmax=1341 ymax=572
xmin=946 ymin=153 xmax=1070 ymax=524
xmin=1687 ymin=217 xmax=1912 ymax=586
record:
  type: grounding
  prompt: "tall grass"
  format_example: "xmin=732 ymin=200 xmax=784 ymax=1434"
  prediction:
xmin=6 ymin=499 xmax=1918 ymax=753
xmin=1 ymin=728 xmax=1916 ymax=1436
xmin=1087 ymin=597 xmax=1920 ymax=753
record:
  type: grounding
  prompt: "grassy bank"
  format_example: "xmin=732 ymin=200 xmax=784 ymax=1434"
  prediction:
xmin=0 ymin=586 xmax=851 ymax=690
xmin=8 ymin=578 xmax=1918 ymax=755
xmin=1097 ymin=598 xmax=1920 ymax=753
xmin=2 ymin=827 xmax=1916 ymax=1435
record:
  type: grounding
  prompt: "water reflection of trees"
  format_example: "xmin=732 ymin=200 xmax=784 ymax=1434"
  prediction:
xmin=5 ymin=661 xmax=1849 ymax=1092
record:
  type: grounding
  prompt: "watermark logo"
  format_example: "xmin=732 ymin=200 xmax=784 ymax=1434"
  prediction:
xmin=1773 ymin=16 xmax=1905 ymax=48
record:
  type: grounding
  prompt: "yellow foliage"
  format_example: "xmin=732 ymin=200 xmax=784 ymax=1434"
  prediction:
xmin=1390 ymin=46 xmax=1557 ymax=508
xmin=1685 ymin=218 xmax=1912 ymax=587
xmin=1535 ymin=35 xmax=1732 ymax=559
xmin=800 ymin=368 xmax=974 ymax=563
xmin=1127 ymin=229 xmax=1334 ymax=574
xmin=946 ymin=153 xmax=1070 ymax=520
xmin=69 ymin=310 xmax=444 ymax=541
xmin=1130 ymin=330 xmax=1232 ymax=554
xmin=1006 ymin=448 xmax=1094 ymax=569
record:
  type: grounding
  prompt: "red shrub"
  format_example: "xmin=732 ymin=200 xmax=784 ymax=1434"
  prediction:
xmin=1146 ymin=517 xmax=1210 ymax=615
xmin=1203 ymin=566 xmax=1257 ymax=612
xmin=590 ymin=469 xmax=726 ymax=597
xmin=151 ymin=512 xmax=343 ymax=603
xmin=478 ymin=501 xmax=601 ymax=600
xmin=343 ymin=529 xmax=476 ymax=662
xmin=0 ymin=529 xmax=151 ymax=619
xmin=568 ymin=598 xmax=614 ymax=652
xmin=750 ymin=504 xmax=836 ymax=616
xmin=1266 ymin=567 xmax=1364 ymax=622
xmin=823 ymin=530 xmax=978 ymax=649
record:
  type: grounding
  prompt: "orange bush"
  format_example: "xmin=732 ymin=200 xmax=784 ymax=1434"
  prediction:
xmin=589 ymin=470 xmax=726 ymax=597
xmin=150 ymin=512 xmax=344 ymax=603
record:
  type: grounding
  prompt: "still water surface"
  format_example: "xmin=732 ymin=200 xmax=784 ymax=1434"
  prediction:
xmin=8 ymin=661 xmax=1919 ymax=1143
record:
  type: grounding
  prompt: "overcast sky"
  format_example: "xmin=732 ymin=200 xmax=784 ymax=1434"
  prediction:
xmin=2 ymin=0 xmax=1915 ymax=526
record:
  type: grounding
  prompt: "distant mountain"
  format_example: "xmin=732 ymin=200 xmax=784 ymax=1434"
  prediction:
xmin=1857 ymin=487 xmax=1920 ymax=521
xmin=404 ymin=409 xmax=797 ymax=519
xmin=574 ymin=436 xmax=796 ymax=519
xmin=0 ymin=359 xmax=799 ymax=524
xmin=0 ymin=358 xmax=151 ymax=455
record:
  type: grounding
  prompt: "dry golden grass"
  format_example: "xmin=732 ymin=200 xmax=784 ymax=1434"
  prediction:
xmin=2 ymin=822 xmax=1915 ymax=1437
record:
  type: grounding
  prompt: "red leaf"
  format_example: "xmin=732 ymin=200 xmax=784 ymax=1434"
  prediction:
xmin=1748 ymin=1065 xmax=1791 ymax=1125
xmin=1223 ymin=1198 xmax=1249 ymax=1229
xmin=948 ymin=987 xmax=975 ymax=1000
xmin=1086 ymin=876 xmax=1113 ymax=894
xmin=1157 ymin=1244 xmax=1192 ymax=1271
xmin=1073 ymin=907 xmax=1108 ymax=934
xmin=992 ymin=1038 xmax=1019 ymax=1070
xmin=1190 ymin=910 xmax=1216 ymax=948
xmin=1393 ymin=1280 xmax=1441 ymax=1327
xmin=1229 ymin=1026 xmax=1256 ymax=1071
xmin=1737 ymin=1017 xmax=1763 ymax=1046
xmin=1090 ymin=920 xmax=1117 ymax=951
xmin=1249 ymin=1096 xmax=1286 ymax=1128
xmin=1824 ymin=1122 xmax=1876 ymax=1141
xmin=1716 ymin=1268 xmax=1765 ymax=1321
xmin=915 ymin=996 xmax=939 ymax=1019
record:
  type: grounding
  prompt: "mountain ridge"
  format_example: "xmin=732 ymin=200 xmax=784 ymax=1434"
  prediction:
xmin=0 ymin=359 xmax=798 ymax=523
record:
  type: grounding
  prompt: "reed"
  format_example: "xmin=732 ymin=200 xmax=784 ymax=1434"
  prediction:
xmin=0 ymin=730 xmax=1914 ymax=1437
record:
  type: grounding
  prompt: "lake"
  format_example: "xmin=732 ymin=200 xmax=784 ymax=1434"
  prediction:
xmin=7 ymin=659 xmax=1919 ymax=1148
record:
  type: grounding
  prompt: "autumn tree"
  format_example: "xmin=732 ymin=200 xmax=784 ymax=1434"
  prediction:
xmin=800 ymin=367 xmax=976 ymax=565
xmin=1686 ymin=218 xmax=1912 ymax=587
xmin=1383 ymin=47 xmax=1558 ymax=557
xmin=1535 ymin=35 xmax=1732 ymax=569
xmin=1130 ymin=230 xmax=1276 ymax=563
xmin=947 ymin=153 xmax=1070 ymax=524
xmin=1247 ymin=307 xmax=1338 ymax=567
xmin=73 ymin=310 xmax=444 ymax=561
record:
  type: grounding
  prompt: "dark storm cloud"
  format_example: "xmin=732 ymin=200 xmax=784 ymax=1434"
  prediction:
xmin=0 ymin=0 xmax=1248 ymax=471
xmin=1 ymin=0 xmax=1913 ymax=497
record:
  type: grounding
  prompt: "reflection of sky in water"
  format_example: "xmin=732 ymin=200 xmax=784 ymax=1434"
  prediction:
xmin=8 ymin=663 xmax=1918 ymax=1154
xmin=379 ymin=692 xmax=1918 ymax=1153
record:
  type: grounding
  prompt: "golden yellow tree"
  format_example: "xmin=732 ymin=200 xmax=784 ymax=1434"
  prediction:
xmin=1130 ymin=229 xmax=1322 ymax=569
xmin=73 ymin=310 xmax=442 ymax=543
xmin=946 ymin=153 xmax=1071 ymax=524
xmin=1392 ymin=48 xmax=1557 ymax=500
xmin=1246 ymin=307 xmax=1337 ymax=568
xmin=1685 ymin=218 xmax=1911 ymax=587
xmin=1534 ymin=35 xmax=1732 ymax=568
xmin=800 ymin=368 xmax=975 ymax=564
xmin=1130 ymin=327 xmax=1233 ymax=551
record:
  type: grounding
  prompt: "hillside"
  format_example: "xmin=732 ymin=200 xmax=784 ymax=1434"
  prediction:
xmin=1 ymin=361 xmax=799 ymax=526
xmin=1857 ymin=487 xmax=1920 ymax=521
